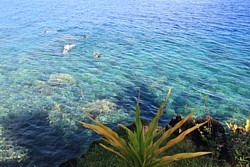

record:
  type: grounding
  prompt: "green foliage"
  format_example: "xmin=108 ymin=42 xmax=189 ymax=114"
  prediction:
xmin=77 ymin=143 xmax=118 ymax=167
xmin=79 ymin=88 xmax=211 ymax=166
xmin=77 ymin=139 xmax=224 ymax=167
xmin=231 ymin=133 xmax=249 ymax=166
xmin=224 ymin=118 xmax=250 ymax=166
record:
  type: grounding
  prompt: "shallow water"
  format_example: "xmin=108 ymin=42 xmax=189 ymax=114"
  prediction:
xmin=0 ymin=0 xmax=249 ymax=166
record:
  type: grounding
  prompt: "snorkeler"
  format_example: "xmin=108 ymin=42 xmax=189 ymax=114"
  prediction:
xmin=83 ymin=34 xmax=88 ymax=39
xmin=44 ymin=30 xmax=57 ymax=33
xmin=63 ymin=44 xmax=75 ymax=54
xmin=93 ymin=51 xmax=102 ymax=58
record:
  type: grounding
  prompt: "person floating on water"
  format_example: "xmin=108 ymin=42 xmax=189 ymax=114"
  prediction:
xmin=63 ymin=44 xmax=75 ymax=54
xmin=83 ymin=34 xmax=88 ymax=39
xmin=44 ymin=30 xmax=57 ymax=33
xmin=93 ymin=51 xmax=102 ymax=58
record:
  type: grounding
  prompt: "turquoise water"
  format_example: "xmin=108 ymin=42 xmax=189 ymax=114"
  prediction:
xmin=0 ymin=0 xmax=249 ymax=166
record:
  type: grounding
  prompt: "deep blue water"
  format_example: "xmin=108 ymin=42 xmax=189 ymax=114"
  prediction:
xmin=0 ymin=0 xmax=249 ymax=166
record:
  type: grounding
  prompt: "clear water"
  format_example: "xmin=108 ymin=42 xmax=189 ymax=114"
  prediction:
xmin=0 ymin=0 xmax=249 ymax=166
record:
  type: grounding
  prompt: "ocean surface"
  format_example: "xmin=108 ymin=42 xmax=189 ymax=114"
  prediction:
xmin=0 ymin=0 xmax=249 ymax=166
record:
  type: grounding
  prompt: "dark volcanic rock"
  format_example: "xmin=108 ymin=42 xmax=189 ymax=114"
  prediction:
xmin=167 ymin=115 xmax=233 ymax=163
xmin=59 ymin=158 xmax=77 ymax=167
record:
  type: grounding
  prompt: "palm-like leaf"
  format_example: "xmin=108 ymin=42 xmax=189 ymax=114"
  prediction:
xmin=153 ymin=152 xmax=212 ymax=167
xmin=80 ymin=88 xmax=212 ymax=166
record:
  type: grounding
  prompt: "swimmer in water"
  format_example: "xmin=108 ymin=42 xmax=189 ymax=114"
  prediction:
xmin=83 ymin=34 xmax=88 ymax=39
xmin=63 ymin=44 xmax=75 ymax=54
xmin=93 ymin=51 xmax=102 ymax=58
xmin=44 ymin=30 xmax=56 ymax=33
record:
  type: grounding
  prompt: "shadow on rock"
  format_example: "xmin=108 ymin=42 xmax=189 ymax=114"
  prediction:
xmin=0 ymin=110 xmax=92 ymax=167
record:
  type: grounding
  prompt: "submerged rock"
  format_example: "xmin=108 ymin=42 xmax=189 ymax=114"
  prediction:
xmin=82 ymin=99 xmax=117 ymax=118
xmin=0 ymin=125 xmax=28 ymax=164
xmin=33 ymin=80 xmax=53 ymax=95
xmin=48 ymin=73 xmax=75 ymax=87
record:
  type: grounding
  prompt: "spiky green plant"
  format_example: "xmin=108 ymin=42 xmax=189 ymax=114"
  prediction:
xmin=79 ymin=88 xmax=212 ymax=166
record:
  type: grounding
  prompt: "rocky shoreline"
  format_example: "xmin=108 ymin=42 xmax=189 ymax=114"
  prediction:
xmin=59 ymin=115 xmax=249 ymax=167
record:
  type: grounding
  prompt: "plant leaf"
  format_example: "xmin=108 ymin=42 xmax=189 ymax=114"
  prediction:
xmin=153 ymin=108 xmax=198 ymax=150
xmin=153 ymin=152 xmax=212 ymax=166
xmin=145 ymin=88 xmax=171 ymax=143
xmin=80 ymin=117 xmax=128 ymax=154
xmin=158 ymin=121 xmax=208 ymax=155
xmin=99 ymin=143 xmax=126 ymax=161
